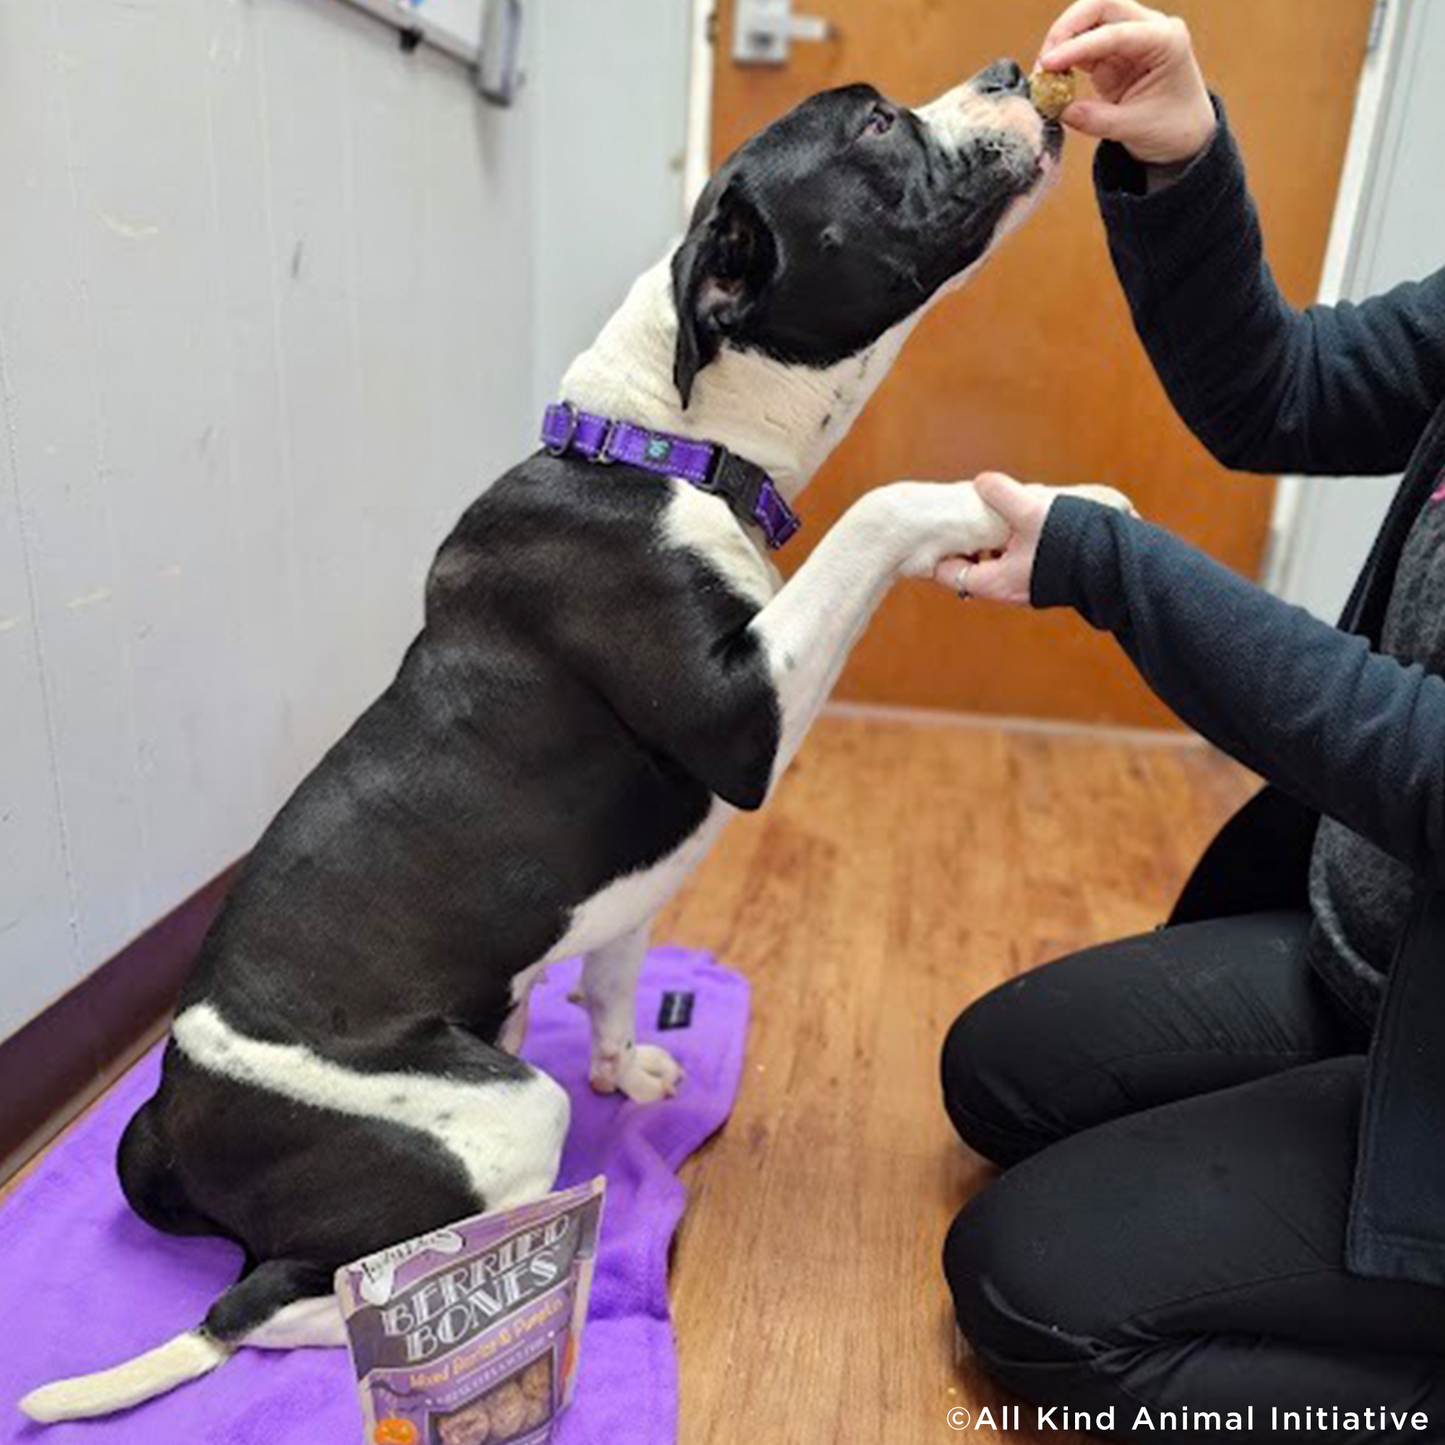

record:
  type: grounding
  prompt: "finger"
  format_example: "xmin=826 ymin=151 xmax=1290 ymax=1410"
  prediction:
xmin=1042 ymin=19 xmax=1163 ymax=73
xmin=933 ymin=557 xmax=971 ymax=594
xmin=934 ymin=552 xmax=1021 ymax=601
xmin=1059 ymin=97 xmax=1133 ymax=140
xmin=955 ymin=557 xmax=1013 ymax=601
xmin=1039 ymin=0 xmax=1158 ymax=61
xmin=973 ymin=471 xmax=1031 ymax=523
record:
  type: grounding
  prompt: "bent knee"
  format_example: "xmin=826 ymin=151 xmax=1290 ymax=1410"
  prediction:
xmin=944 ymin=1182 xmax=1108 ymax=1386
xmin=941 ymin=977 xmax=1070 ymax=1166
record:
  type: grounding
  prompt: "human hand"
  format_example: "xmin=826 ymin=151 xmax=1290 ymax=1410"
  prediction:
xmin=1038 ymin=1 xmax=1216 ymax=167
xmin=933 ymin=474 xmax=1136 ymax=605
xmin=932 ymin=474 xmax=1050 ymax=606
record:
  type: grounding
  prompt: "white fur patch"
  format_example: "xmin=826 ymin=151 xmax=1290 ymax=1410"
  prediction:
xmin=559 ymin=260 xmax=921 ymax=501
xmin=661 ymin=480 xmax=778 ymax=608
xmin=243 ymin=1295 xmax=348 ymax=1351
xmin=916 ymin=83 xmax=1047 ymax=157
xmin=172 ymin=1004 xmax=569 ymax=1210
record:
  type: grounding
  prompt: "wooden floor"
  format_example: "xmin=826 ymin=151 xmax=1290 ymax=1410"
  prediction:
xmin=661 ymin=711 xmax=1257 ymax=1445
xmin=0 ymin=711 xmax=1256 ymax=1441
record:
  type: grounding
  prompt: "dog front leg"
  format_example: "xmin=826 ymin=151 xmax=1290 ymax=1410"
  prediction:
xmin=747 ymin=481 xmax=1015 ymax=793
xmin=580 ymin=922 xmax=684 ymax=1104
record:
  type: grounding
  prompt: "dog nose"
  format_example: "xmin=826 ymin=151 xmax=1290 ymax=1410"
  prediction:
xmin=975 ymin=58 xmax=1029 ymax=98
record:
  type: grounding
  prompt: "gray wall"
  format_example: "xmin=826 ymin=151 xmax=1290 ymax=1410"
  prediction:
xmin=0 ymin=0 xmax=691 ymax=1044
xmin=1269 ymin=0 xmax=1445 ymax=621
xmin=529 ymin=0 xmax=693 ymax=409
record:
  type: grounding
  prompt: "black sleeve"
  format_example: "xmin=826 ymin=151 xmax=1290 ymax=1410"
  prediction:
xmin=1033 ymin=497 xmax=1445 ymax=882
xmin=1096 ymin=102 xmax=1445 ymax=477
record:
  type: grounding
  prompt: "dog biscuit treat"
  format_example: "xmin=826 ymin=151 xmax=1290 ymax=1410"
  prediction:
xmin=486 ymin=1383 xmax=528 ymax=1440
xmin=338 ymin=1177 xmax=606 ymax=1445
xmin=1029 ymin=67 xmax=1077 ymax=121
xmin=437 ymin=1397 xmax=491 ymax=1445
xmin=521 ymin=1358 xmax=552 ymax=1403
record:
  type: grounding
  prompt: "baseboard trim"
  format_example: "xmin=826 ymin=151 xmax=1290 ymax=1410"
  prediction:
xmin=822 ymin=700 xmax=1204 ymax=749
xmin=0 ymin=865 xmax=238 ymax=1188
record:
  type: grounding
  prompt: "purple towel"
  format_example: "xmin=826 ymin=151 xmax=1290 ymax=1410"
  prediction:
xmin=0 ymin=947 xmax=749 ymax=1445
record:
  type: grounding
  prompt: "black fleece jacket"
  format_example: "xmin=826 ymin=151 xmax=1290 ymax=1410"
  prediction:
xmin=1033 ymin=108 xmax=1445 ymax=896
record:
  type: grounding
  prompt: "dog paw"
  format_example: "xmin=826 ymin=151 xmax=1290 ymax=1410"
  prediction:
xmin=591 ymin=1044 xmax=684 ymax=1103
xmin=880 ymin=480 xmax=1012 ymax=580
xmin=1062 ymin=483 xmax=1138 ymax=518
xmin=625 ymin=1045 xmax=685 ymax=1103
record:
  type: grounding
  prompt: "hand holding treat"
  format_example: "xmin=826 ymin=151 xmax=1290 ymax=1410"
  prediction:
xmin=1037 ymin=0 xmax=1216 ymax=167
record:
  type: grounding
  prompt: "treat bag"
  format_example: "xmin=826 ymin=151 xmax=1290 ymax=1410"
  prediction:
xmin=336 ymin=1176 xmax=607 ymax=1445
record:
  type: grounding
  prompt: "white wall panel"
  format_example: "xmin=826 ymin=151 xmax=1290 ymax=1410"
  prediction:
xmin=0 ymin=0 xmax=150 ymax=998
xmin=0 ymin=0 xmax=688 ymax=1047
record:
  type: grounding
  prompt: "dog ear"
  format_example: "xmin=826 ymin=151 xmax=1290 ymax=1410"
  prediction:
xmin=671 ymin=188 xmax=777 ymax=410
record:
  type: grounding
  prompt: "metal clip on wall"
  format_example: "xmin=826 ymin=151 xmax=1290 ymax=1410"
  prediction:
xmin=476 ymin=0 xmax=524 ymax=106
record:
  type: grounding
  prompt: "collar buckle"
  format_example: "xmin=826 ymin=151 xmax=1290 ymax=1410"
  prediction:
xmin=544 ymin=402 xmax=578 ymax=456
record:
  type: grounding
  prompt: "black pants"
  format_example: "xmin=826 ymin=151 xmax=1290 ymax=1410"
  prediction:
xmin=942 ymin=912 xmax=1445 ymax=1444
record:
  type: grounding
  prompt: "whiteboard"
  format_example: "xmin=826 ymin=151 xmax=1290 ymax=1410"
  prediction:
xmin=336 ymin=0 xmax=486 ymax=63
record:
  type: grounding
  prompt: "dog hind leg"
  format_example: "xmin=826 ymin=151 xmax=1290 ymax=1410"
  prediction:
xmin=25 ymin=1024 xmax=570 ymax=1423
xmin=117 ymin=1091 xmax=221 ymax=1240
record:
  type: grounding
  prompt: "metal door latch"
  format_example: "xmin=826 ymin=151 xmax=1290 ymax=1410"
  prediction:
xmin=732 ymin=0 xmax=836 ymax=66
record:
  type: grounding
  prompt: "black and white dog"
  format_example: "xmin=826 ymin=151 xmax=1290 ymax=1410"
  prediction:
xmin=23 ymin=59 xmax=1128 ymax=1422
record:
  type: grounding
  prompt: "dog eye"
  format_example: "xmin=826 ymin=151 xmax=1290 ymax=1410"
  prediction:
xmin=862 ymin=106 xmax=896 ymax=138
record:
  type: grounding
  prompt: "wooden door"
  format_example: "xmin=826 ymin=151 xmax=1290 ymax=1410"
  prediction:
xmin=712 ymin=0 xmax=1374 ymax=727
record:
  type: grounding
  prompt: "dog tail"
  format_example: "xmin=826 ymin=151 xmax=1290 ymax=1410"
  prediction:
xmin=19 ymin=1332 xmax=230 ymax=1423
xmin=19 ymin=1259 xmax=339 ymax=1423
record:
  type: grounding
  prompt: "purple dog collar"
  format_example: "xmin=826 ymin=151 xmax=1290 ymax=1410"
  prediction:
xmin=541 ymin=403 xmax=802 ymax=551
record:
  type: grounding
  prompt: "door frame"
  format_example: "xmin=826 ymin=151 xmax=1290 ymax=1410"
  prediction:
xmin=684 ymin=0 xmax=719 ymax=216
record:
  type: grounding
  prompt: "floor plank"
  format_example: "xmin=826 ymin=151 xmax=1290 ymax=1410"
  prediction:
xmin=660 ymin=713 xmax=1257 ymax=1445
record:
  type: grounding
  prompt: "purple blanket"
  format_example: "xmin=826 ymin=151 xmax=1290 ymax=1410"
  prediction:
xmin=1 ymin=948 xmax=748 ymax=1445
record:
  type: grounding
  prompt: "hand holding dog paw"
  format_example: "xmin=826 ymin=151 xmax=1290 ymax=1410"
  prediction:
xmin=933 ymin=474 xmax=1137 ymax=606
xmin=934 ymin=474 xmax=1050 ymax=606
xmin=1038 ymin=1 xmax=1216 ymax=167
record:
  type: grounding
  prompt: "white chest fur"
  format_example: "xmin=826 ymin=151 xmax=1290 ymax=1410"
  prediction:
xmin=661 ymin=478 xmax=780 ymax=608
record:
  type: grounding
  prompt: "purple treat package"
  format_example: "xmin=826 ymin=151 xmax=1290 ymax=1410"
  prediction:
xmin=335 ymin=1177 xmax=607 ymax=1445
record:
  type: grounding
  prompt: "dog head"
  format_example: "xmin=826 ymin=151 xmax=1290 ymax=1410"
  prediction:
xmin=672 ymin=59 xmax=1059 ymax=407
